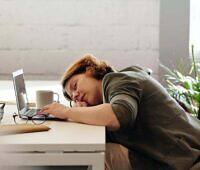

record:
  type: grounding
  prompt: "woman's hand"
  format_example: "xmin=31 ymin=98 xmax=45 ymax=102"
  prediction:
xmin=39 ymin=102 xmax=69 ymax=120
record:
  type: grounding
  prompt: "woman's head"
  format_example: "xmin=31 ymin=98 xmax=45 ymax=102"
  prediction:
xmin=61 ymin=54 xmax=115 ymax=106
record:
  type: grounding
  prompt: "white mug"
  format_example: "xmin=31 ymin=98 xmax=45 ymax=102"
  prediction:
xmin=36 ymin=90 xmax=59 ymax=109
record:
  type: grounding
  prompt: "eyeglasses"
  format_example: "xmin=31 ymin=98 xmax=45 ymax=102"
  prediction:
xmin=63 ymin=90 xmax=75 ymax=108
xmin=0 ymin=102 xmax=5 ymax=122
xmin=69 ymin=101 xmax=73 ymax=107
xmin=13 ymin=112 xmax=46 ymax=125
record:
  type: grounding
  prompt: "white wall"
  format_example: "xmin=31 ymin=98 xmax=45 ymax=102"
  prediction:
xmin=0 ymin=0 xmax=159 ymax=80
xmin=159 ymin=0 xmax=190 ymax=73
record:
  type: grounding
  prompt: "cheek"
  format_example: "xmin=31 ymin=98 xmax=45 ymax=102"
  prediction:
xmin=83 ymin=87 xmax=93 ymax=102
xmin=89 ymin=87 xmax=99 ymax=102
xmin=80 ymin=80 xmax=99 ymax=103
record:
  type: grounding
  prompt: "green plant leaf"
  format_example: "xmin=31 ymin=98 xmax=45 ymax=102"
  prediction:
xmin=162 ymin=45 xmax=200 ymax=117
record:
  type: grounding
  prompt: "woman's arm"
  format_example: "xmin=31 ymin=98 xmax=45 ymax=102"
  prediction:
xmin=40 ymin=102 xmax=120 ymax=131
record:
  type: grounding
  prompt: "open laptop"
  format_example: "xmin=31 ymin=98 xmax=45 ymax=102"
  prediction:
xmin=12 ymin=69 xmax=57 ymax=120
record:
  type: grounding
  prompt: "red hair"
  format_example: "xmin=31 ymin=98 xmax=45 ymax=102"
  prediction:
xmin=61 ymin=54 xmax=115 ymax=101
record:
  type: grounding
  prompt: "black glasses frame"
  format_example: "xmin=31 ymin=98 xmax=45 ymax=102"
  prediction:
xmin=0 ymin=103 xmax=5 ymax=110
xmin=69 ymin=101 xmax=73 ymax=107
xmin=0 ymin=102 xmax=5 ymax=121
xmin=13 ymin=112 xmax=46 ymax=125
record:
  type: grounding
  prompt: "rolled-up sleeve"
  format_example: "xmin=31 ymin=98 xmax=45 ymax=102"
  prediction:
xmin=103 ymin=73 xmax=142 ymax=130
xmin=111 ymin=94 xmax=138 ymax=129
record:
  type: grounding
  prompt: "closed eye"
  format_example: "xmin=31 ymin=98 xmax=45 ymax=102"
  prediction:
xmin=73 ymin=82 xmax=77 ymax=91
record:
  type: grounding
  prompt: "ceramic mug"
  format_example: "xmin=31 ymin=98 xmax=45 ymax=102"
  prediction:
xmin=36 ymin=90 xmax=59 ymax=109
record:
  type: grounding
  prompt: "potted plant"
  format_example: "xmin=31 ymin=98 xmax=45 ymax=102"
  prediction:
xmin=161 ymin=45 xmax=200 ymax=119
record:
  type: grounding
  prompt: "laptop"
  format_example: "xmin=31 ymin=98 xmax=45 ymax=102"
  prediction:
xmin=12 ymin=69 xmax=57 ymax=120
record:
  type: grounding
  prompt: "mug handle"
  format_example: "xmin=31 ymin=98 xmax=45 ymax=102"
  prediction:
xmin=53 ymin=93 xmax=60 ymax=103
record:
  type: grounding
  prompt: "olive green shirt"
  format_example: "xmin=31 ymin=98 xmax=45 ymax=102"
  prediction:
xmin=102 ymin=66 xmax=200 ymax=170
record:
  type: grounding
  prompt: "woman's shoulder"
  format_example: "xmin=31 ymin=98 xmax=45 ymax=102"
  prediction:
xmin=102 ymin=68 xmax=145 ymax=102
xmin=120 ymin=66 xmax=152 ymax=75
xmin=103 ymin=66 xmax=148 ymax=84
xmin=102 ymin=71 xmax=127 ymax=86
xmin=102 ymin=68 xmax=148 ymax=92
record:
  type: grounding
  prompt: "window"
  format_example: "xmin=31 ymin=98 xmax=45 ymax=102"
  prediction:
xmin=190 ymin=0 xmax=200 ymax=60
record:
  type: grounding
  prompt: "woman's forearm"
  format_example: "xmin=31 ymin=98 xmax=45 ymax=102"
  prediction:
xmin=67 ymin=103 xmax=120 ymax=131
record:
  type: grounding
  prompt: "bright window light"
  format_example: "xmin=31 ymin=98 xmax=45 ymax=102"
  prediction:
xmin=190 ymin=0 xmax=200 ymax=59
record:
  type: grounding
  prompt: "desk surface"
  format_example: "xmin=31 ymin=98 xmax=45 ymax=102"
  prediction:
xmin=0 ymin=105 xmax=105 ymax=153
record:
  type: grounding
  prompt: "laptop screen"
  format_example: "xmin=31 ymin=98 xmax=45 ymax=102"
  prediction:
xmin=12 ymin=69 xmax=29 ymax=115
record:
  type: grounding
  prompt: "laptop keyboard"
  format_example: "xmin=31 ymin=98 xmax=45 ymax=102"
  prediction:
xmin=26 ymin=109 xmax=39 ymax=117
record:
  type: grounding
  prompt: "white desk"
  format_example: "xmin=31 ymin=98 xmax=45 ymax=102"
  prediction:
xmin=0 ymin=105 xmax=105 ymax=169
